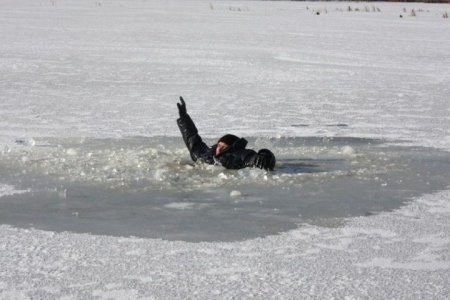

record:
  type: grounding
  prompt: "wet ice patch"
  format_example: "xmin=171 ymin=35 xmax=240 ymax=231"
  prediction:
xmin=0 ymin=136 xmax=449 ymax=242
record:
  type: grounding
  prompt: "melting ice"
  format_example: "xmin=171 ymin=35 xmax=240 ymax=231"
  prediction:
xmin=0 ymin=136 xmax=449 ymax=242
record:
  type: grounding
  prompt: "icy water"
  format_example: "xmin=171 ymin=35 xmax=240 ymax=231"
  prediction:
xmin=0 ymin=136 xmax=449 ymax=242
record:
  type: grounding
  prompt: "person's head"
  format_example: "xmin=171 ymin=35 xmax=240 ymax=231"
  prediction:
xmin=215 ymin=134 xmax=239 ymax=156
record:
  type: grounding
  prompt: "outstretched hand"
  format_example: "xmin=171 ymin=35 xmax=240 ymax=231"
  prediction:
xmin=177 ymin=96 xmax=187 ymax=118
xmin=255 ymin=149 xmax=276 ymax=171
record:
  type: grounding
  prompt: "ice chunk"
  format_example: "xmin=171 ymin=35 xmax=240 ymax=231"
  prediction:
xmin=341 ymin=146 xmax=355 ymax=156
xmin=164 ymin=202 xmax=195 ymax=210
xmin=230 ymin=190 xmax=241 ymax=198
xmin=218 ymin=172 xmax=228 ymax=180
xmin=0 ymin=184 xmax=29 ymax=198
xmin=2 ymin=146 xmax=11 ymax=154
xmin=66 ymin=148 xmax=78 ymax=156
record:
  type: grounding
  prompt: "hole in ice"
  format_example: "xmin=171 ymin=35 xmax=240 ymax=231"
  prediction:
xmin=0 ymin=136 xmax=449 ymax=242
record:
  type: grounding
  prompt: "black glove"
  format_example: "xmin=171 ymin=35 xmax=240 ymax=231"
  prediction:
xmin=254 ymin=149 xmax=276 ymax=171
xmin=177 ymin=96 xmax=187 ymax=118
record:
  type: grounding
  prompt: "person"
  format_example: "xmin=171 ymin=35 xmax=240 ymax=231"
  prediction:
xmin=176 ymin=96 xmax=276 ymax=171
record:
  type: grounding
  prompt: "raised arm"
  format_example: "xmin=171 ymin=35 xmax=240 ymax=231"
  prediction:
xmin=176 ymin=97 xmax=211 ymax=163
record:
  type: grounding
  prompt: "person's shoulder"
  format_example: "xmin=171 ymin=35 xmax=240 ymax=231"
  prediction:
xmin=232 ymin=138 xmax=248 ymax=150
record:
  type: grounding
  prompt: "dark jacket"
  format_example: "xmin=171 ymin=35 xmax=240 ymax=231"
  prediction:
xmin=177 ymin=114 xmax=259 ymax=169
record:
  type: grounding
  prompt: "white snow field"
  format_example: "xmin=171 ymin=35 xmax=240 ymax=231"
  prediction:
xmin=1 ymin=0 xmax=450 ymax=298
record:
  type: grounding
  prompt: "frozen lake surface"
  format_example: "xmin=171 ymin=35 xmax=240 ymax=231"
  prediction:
xmin=0 ymin=0 xmax=449 ymax=298
xmin=1 ymin=136 xmax=449 ymax=242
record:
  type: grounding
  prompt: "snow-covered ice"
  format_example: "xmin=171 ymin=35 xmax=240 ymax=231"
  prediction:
xmin=0 ymin=0 xmax=449 ymax=298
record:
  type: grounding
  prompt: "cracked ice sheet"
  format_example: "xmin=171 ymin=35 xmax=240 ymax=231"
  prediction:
xmin=0 ymin=0 xmax=449 ymax=299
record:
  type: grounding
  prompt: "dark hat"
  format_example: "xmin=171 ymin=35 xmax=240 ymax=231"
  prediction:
xmin=218 ymin=134 xmax=239 ymax=146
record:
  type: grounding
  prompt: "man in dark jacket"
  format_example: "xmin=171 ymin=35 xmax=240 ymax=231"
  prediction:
xmin=177 ymin=97 xmax=276 ymax=171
